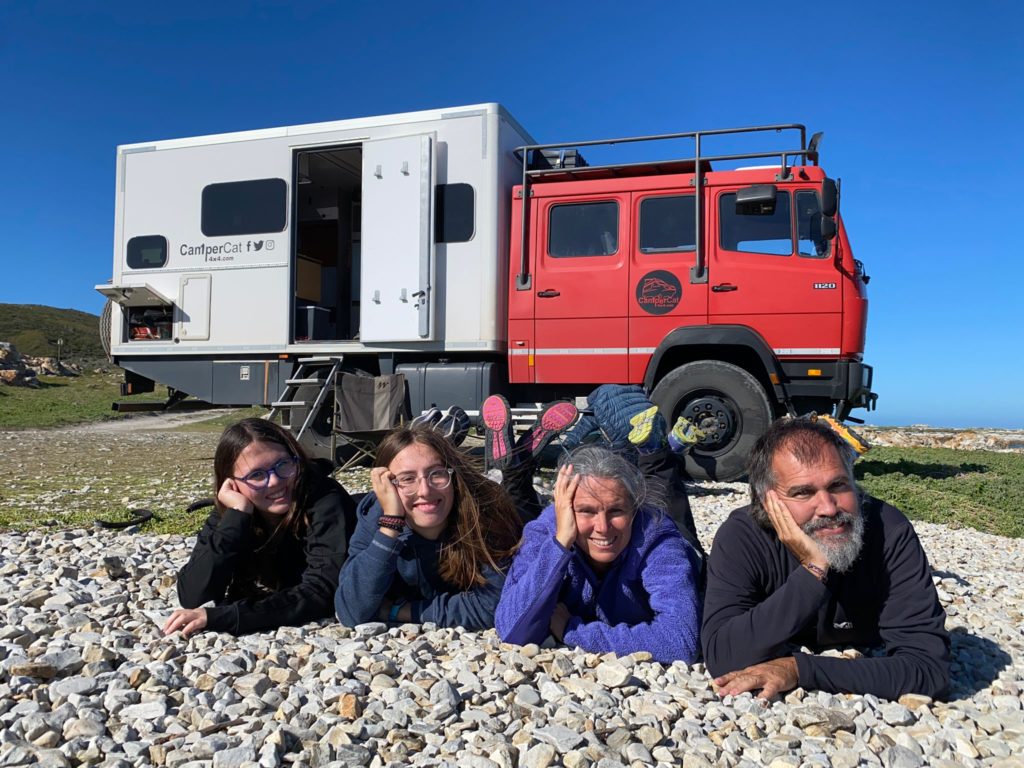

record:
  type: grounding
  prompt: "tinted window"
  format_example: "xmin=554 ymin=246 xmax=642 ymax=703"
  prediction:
xmin=640 ymin=195 xmax=696 ymax=253
xmin=720 ymin=191 xmax=792 ymax=255
xmin=201 ymin=178 xmax=287 ymax=237
xmin=796 ymin=190 xmax=831 ymax=259
xmin=549 ymin=201 xmax=619 ymax=258
xmin=435 ymin=183 xmax=474 ymax=243
xmin=126 ymin=235 xmax=168 ymax=269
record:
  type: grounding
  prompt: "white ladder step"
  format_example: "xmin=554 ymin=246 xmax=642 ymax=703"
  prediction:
xmin=286 ymin=378 xmax=321 ymax=385
xmin=271 ymin=401 xmax=308 ymax=408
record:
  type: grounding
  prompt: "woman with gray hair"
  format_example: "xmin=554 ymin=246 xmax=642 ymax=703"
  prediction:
xmin=494 ymin=444 xmax=702 ymax=664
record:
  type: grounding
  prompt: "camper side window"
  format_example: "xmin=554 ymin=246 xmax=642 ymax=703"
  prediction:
xmin=435 ymin=183 xmax=474 ymax=243
xmin=127 ymin=235 xmax=168 ymax=269
xmin=201 ymin=178 xmax=288 ymax=237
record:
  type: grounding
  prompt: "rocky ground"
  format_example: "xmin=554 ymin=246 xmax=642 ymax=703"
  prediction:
xmin=0 ymin=424 xmax=1022 ymax=767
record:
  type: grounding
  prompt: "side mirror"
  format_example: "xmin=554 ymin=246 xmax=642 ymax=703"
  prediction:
xmin=735 ymin=184 xmax=778 ymax=215
xmin=819 ymin=214 xmax=837 ymax=241
xmin=821 ymin=178 xmax=838 ymax=217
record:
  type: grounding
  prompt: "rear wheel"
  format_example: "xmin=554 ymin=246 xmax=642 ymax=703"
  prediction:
xmin=651 ymin=360 xmax=773 ymax=482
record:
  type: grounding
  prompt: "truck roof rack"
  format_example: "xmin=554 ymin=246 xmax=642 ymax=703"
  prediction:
xmin=513 ymin=123 xmax=818 ymax=291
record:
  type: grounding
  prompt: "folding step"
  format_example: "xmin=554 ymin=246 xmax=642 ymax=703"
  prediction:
xmin=285 ymin=378 xmax=321 ymax=385
xmin=271 ymin=401 xmax=308 ymax=408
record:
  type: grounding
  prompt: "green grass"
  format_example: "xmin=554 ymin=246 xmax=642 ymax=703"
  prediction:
xmin=857 ymin=446 xmax=1024 ymax=538
xmin=0 ymin=370 xmax=168 ymax=428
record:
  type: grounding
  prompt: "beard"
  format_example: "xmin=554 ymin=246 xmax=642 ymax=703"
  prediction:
xmin=802 ymin=511 xmax=865 ymax=573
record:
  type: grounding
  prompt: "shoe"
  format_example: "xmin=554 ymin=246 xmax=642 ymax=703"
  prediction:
xmin=517 ymin=401 xmax=579 ymax=460
xmin=815 ymin=413 xmax=871 ymax=455
xmin=411 ymin=407 xmax=442 ymax=430
xmin=482 ymin=395 xmax=515 ymax=469
xmin=628 ymin=406 xmax=667 ymax=454
xmin=590 ymin=384 xmax=657 ymax=446
xmin=668 ymin=415 xmax=705 ymax=454
xmin=435 ymin=406 xmax=471 ymax=447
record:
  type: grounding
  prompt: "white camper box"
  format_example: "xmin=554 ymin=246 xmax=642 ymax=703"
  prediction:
xmin=96 ymin=103 xmax=533 ymax=407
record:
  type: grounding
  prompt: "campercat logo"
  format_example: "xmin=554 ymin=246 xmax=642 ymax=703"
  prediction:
xmin=636 ymin=270 xmax=682 ymax=315
xmin=179 ymin=239 xmax=276 ymax=262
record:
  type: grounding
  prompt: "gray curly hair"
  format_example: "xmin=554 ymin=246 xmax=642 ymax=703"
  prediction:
xmin=558 ymin=444 xmax=649 ymax=511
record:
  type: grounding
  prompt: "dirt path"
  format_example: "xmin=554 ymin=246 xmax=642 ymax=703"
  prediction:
xmin=68 ymin=407 xmax=244 ymax=433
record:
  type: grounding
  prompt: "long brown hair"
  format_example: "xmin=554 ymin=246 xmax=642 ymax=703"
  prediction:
xmin=213 ymin=418 xmax=311 ymax=542
xmin=375 ymin=426 xmax=522 ymax=590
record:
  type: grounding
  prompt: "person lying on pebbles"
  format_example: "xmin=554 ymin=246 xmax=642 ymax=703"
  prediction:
xmin=334 ymin=398 xmax=577 ymax=630
xmin=495 ymin=442 xmax=702 ymax=665
xmin=164 ymin=418 xmax=354 ymax=637
xmin=702 ymin=416 xmax=950 ymax=700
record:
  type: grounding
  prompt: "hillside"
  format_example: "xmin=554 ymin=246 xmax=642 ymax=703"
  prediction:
xmin=0 ymin=303 xmax=106 ymax=362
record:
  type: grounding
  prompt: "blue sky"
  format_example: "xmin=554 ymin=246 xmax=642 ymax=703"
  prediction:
xmin=2 ymin=0 xmax=1021 ymax=428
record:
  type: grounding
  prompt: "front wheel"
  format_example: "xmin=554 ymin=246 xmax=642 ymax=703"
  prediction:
xmin=651 ymin=360 xmax=773 ymax=482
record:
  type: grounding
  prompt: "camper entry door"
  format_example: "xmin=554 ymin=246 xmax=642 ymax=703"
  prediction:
xmin=359 ymin=134 xmax=434 ymax=342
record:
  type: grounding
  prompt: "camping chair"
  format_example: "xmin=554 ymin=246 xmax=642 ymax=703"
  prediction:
xmin=333 ymin=372 xmax=407 ymax=471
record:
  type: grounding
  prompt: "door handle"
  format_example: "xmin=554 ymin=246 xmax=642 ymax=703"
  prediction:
xmin=537 ymin=289 xmax=561 ymax=298
xmin=712 ymin=283 xmax=738 ymax=292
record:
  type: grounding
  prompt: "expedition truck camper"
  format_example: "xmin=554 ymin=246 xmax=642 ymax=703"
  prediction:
xmin=97 ymin=103 xmax=876 ymax=481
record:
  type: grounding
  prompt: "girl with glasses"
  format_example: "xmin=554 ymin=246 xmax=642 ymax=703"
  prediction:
xmin=164 ymin=418 xmax=354 ymax=637
xmin=334 ymin=424 xmax=527 ymax=630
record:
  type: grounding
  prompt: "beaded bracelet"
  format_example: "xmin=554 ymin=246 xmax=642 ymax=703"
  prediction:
xmin=378 ymin=515 xmax=406 ymax=532
xmin=803 ymin=562 xmax=828 ymax=582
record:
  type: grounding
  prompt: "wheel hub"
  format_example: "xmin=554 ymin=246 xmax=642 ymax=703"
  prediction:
xmin=684 ymin=396 xmax=736 ymax=451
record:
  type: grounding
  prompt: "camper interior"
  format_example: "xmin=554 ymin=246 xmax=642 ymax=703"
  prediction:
xmin=294 ymin=146 xmax=363 ymax=342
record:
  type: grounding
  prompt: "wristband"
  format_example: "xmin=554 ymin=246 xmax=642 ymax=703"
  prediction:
xmin=388 ymin=599 xmax=405 ymax=621
xmin=378 ymin=515 xmax=406 ymax=532
xmin=803 ymin=562 xmax=828 ymax=582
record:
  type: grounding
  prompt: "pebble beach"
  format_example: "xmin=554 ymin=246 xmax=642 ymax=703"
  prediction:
xmin=1 ymin=479 xmax=1022 ymax=768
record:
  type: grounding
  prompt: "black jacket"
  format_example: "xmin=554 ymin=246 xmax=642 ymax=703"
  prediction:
xmin=702 ymin=495 xmax=950 ymax=699
xmin=177 ymin=462 xmax=354 ymax=634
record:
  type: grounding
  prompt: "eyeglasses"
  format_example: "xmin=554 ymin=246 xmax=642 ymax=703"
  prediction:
xmin=234 ymin=456 xmax=299 ymax=490
xmin=390 ymin=467 xmax=454 ymax=494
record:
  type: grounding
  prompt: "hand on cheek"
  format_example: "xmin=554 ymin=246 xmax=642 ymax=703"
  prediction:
xmin=218 ymin=478 xmax=253 ymax=514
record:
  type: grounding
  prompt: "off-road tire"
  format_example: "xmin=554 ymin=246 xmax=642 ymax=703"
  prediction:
xmin=651 ymin=360 xmax=773 ymax=482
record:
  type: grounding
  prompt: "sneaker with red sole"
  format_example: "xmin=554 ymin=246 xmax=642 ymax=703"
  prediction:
xmin=482 ymin=394 xmax=515 ymax=470
xmin=517 ymin=401 xmax=579 ymax=460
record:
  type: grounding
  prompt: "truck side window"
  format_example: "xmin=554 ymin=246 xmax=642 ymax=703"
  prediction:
xmin=796 ymin=190 xmax=831 ymax=259
xmin=548 ymin=201 xmax=619 ymax=257
xmin=201 ymin=178 xmax=287 ymax=237
xmin=126 ymin=235 xmax=168 ymax=269
xmin=639 ymin=195 xmax=696 ymax=253
xmin=719 ymin=191 xmax=792 ymax=256
xmin=435 ymin=183 xmax=474 ymax=243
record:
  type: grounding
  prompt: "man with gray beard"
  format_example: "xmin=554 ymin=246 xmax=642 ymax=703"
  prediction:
xmin=701 ymin=417 xmax=949 ymax=700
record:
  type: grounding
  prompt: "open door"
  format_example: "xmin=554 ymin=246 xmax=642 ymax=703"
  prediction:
xmin=359 ymin=134 xmax=434 ymax=342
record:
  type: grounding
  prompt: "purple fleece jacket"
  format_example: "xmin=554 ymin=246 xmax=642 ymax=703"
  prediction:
xmin=495 ymin=503 xmax=701 ymax=664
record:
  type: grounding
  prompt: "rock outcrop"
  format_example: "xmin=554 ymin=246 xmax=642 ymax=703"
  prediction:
xmin=0 ymin=342 xmax=39 ymax=387
xmin=0 ymin=342 xmax=79 ymax=386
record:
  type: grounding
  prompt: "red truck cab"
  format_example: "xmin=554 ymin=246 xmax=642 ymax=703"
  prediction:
xmin=507 ymin=124 xmax=875 ymax=480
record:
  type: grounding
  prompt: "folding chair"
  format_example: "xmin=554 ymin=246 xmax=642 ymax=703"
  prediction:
xmin=333 ymin=372 xmax=407 ymax=470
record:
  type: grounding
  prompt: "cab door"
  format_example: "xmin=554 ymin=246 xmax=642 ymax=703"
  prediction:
xmin=627 ymin=190 xmax=709 ymax=381
xmin=530 ymin=193 xmax=630 ymax=383
xmin=709 ymin=187 xmax=843 ymax=355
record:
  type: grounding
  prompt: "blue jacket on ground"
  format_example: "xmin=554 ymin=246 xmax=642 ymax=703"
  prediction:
xmin=561 ymin=384 xmax=657 ymax=450
xmin=334 ymin=493 xmax=506 ymax=631
xmin=494 ymin=503 xmax=701 ymax=664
